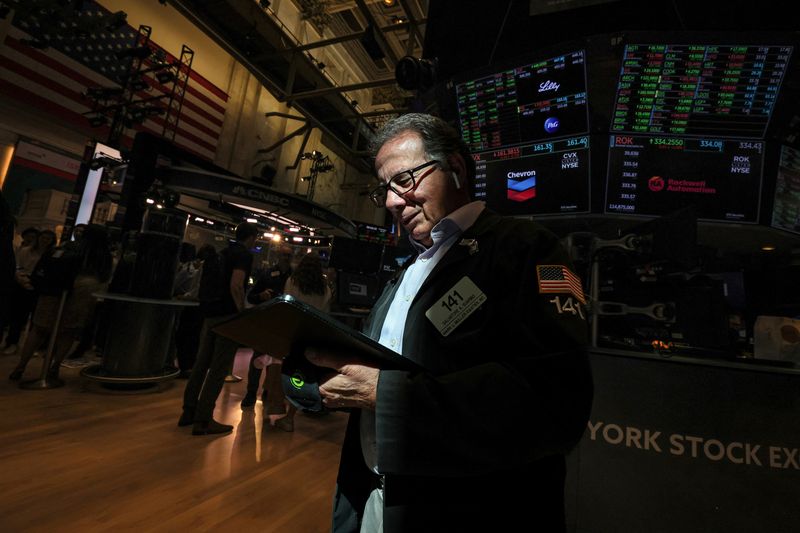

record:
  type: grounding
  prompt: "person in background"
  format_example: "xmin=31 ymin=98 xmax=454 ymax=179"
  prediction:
xmin=173 ymin=243 xmax=210 ymax=378
xmin=240 ymin=251 xmax=293 ymax=409
xmin=0 ymin=191 xmax=16 ymax=353
xmin=264 ymin=252 xmax=331 ymax=432
xmin=307 ymin=113 xmax=593 ymax=532
xmin=71 ymin=223 xmax=87 ymax=242
xmin=179 ymin=223 xmax=258 ymax=436
xmin=4 ymin=229 xmax=55 ymax=355
xmin=60 ymin=224 xmax=108 ymax=367
xmin=9 ymin=225 xmax=112 ymax=381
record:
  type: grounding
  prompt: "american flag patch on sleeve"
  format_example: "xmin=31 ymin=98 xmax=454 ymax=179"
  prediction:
xmin=536 ymin=265 xmax=586 ymax=304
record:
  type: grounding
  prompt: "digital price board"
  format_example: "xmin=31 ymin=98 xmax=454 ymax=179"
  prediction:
xmin=611 ymin=44 xmax=792 ymax=138
xmin=772 ymin=145 xmax=800 ymax=234
xmin=605 ymin=134 xmax=763 ymax=222
xmin=473 ymin=135 xmax=590 ymax=216
xmin=456 ymin=50 xmax=589 ymax=151
xmin=456 ymin=50 xmax=591 ymax=216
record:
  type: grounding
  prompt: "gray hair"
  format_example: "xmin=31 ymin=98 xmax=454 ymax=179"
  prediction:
xmin=369 ymin=113 xmax=476 ymax=184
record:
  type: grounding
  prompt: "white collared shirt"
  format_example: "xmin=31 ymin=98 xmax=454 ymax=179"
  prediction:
xmin=359 ymin=201 xmax=485 ymax=531
xmin=377 ymin=201 xmax=485 ymax=355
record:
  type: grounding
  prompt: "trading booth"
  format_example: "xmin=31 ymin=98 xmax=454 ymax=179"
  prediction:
xmin=441 ymin=31 xmax=800 ymax=532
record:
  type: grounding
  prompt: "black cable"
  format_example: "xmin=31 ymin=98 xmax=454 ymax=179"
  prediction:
xmin=487 ymin=0 xmax=513 ymax=67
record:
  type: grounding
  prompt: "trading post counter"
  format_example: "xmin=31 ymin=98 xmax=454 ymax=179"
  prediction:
xmin=566 ymin=348 xmax=800 ymax=533
xmin=80 ymin=292 xmax=198 ymax=386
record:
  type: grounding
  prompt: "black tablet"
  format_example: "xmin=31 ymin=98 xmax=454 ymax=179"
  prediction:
xmin=212 ymin=295 xmax=420 ymax=412
xmin=211 ymin=294 xmax=419 ymax=371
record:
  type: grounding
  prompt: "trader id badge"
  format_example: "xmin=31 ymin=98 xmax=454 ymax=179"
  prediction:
xmin=425 ymin=276 xmax=487 ymax=337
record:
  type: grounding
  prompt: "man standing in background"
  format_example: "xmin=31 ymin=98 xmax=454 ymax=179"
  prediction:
xmin=178 ymin=222 xmax=259 ymax=436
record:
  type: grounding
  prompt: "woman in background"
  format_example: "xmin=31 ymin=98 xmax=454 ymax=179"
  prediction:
xmin=4 ymin=229 xmax=56 ymax=355
xmin=264 ymin=252 xmax=331 ymax=431
xmin=9 ymin=225 xmax=112 ymax=381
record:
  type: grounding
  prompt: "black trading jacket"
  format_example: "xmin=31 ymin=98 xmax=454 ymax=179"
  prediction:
xmin=332 ymin=209 xmax=593 ymax=533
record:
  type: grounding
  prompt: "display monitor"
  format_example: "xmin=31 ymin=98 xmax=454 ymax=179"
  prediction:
xmin=328 ymin=236 xmax=383 ymax=274
xmin=336 ymin=271 xmax=380 ymax=308
xmin=605 ymin=134 xmax=764 ymax=222
xmin=454 ymin=50 xmax=591 ymax=216
xmin=611 ymin=43 xmax=792 ymax=138
xmin=771 ymin=144 xmax=800 ymax=234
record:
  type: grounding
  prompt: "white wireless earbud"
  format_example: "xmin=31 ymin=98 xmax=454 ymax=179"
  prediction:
xmin=451 ymin=171 xmax=461 ymax=189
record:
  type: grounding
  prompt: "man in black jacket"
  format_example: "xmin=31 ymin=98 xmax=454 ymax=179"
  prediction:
xmin=178 ymin=222 xmax=258 ymax=435
xmin=307 ymin=114 xmax=593 ymax=532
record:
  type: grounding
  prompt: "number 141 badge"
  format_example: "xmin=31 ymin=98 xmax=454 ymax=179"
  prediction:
xmin=425 ymin=276 xmax=487 ymax=337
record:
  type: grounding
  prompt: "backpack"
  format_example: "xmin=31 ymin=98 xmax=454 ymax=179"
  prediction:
xmin=197 ymin=250 xmax=226 ymax=304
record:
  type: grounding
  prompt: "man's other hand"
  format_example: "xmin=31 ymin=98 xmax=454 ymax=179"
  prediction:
xmin=305 ymin=348 xmax=379 ymax=410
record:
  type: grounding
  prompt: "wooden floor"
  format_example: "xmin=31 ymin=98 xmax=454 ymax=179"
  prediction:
xmin=0 ymin=349 xmax=347 ymax=532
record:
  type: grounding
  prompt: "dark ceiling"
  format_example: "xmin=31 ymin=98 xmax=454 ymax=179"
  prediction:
xmin=424 ymin=0 xmax=800 ymax=80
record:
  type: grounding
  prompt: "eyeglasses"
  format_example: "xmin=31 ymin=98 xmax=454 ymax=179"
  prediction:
xmin=369 ymin=160 xmax=440 ymax=207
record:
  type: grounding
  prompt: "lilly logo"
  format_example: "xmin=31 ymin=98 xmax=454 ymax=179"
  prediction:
xmin=544 ymin=117 xmax=560 ymax=133
xmin=648 ymin=176 xmax=665 ymax=192
xmin=539 ymin=80 xmax=560 ymax=92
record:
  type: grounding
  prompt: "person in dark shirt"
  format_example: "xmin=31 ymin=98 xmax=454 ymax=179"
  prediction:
xmin=0 ymin=191 xmax=16 ymax=352
xmin=240 ymin=251 xmax=292 ymax=409
xmin=178 ymin=222 xmax=259 ymax=435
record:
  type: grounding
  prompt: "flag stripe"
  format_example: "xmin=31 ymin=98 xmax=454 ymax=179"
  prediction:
xmin=0 ymin=76 xmax=97 ymax=130
xmin=14 ymin=157 xmax=79 ymax=181
xmin=0 ymin=54 xmax=88 ymax=107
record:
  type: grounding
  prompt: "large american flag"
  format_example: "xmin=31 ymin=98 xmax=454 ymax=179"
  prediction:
xmin=0 ymin=1 xmax=227 ymax=161
xmin=536 ymin=265 xmax=586 ymax=304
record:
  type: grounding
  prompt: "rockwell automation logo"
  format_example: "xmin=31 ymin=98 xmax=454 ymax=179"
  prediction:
xmin=648 ymin=176 xmax=665 ymax=192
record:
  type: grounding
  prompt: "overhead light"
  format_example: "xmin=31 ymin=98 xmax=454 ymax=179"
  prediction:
xmin=155 ymin=70 xmax=175 ymax=84
xmin=395 ymin=55 xmax=438 ymax=91
xmin=762 ymin=245 xmax=776 ymax=251
xmin=86 ymin=86 xmax=124 ymax=100
xmin=130 ymin=77 xmax=148 ymax=91
xmin=105 ymin=11 xmax=128 ymax=31
xmin=382 ymin=0 xmax=396 ymax=6
xmin=117 ymin=46 xmax=152 ymax=60
xmin=195 ymin=217 xmax=205 ymax=222
xmin=156 ymin=204 xmax=164 ymax=209
xmin=88 ymin=115 xmax=108 ymax=127
xmin=289 ymin=227 xmax=300 ymax=232
xmin=293 ymin=237 xmax=303 ymax=242
xmin=271 ymin=234 xmax=281 ymax=242
xmin=144 ymin=105 xmax=165 ymax=116
xmin=246 ymin=218 xmax=258 ymax=223
xmin=146 ymin=198 xmax=155 ymax=204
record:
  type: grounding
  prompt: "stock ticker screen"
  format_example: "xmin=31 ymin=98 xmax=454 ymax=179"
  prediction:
xmin=605 ymin=135 xmax=764 ymax=222
xmin=772 ymin=145 xmax=800 ymax=234
xmin=605 ymin=42 xmax=792 ymax=222
xmin=611 ymin=44 xmax=792 ymax=137
xmin=456 ymin=50 xmax=590 ymax=215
